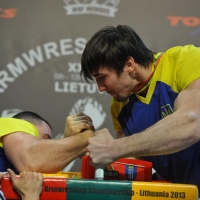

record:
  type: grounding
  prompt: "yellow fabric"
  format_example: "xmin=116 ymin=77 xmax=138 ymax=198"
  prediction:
xmin=111 ymin=45 xmax=200 ymax=132
xmin=111 ymin=98 xmax=129 ymax=132
xmin=153 ymin=44 xmax=200 ymax=93
xmin=0 ymin=118 xmax=40 ymax=147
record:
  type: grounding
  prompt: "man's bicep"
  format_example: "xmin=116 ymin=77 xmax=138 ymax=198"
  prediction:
xmin=3 ymin=132 xmax=36 ymax=171
xmin=174 ymin=78 xmax=200 ymax=110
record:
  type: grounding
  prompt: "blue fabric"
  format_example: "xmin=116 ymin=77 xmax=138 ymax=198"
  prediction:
xmin=119 ymin=82 xmax=177 ymax=136
xmin=0 ymin=191 xmax=6 ymax=200
xmin=0 ymin=147 xmax=18 ymax=174
xmin=118 ymin=82 xmax=200 ymax=188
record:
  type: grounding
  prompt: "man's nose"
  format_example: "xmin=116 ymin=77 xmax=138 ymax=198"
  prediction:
xmin=97 ymin=83 xmax=106 ymax=92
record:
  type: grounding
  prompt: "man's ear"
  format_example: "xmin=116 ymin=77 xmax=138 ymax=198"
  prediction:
xmin=125 ymin=57 xmax=135 ymax=73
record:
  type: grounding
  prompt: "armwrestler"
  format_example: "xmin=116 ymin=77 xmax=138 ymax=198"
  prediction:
xmin=0 ymin=111 xmax=95 ymax=173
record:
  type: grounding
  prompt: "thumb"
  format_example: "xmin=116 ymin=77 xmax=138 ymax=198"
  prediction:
xmin=7 ymin=169 xmax=17 ymax=185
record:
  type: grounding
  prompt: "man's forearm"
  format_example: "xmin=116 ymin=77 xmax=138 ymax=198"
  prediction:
xmin=28 ymin=130 xmax=94 ymax=173
xmin=16 ymin=130 xmax=94 ymax=173
xmin=112 ymin=111 xmax=199 ymax=160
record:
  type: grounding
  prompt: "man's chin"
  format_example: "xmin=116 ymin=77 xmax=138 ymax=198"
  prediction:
xmin=114 ymin=96 xmax=129 ymax=102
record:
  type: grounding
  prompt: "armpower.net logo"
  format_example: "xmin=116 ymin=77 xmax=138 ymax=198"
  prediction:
xmin=0 ymin=8 xmax=17 ymax=18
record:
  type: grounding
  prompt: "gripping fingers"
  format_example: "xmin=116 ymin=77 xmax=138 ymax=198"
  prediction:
xmin=75 ymin=112 xmax=93 ymax=124
xmin=64 ymin=112 xmax=95 ymax=137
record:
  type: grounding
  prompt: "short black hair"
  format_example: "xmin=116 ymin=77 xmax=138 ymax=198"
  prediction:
xmin=12 ymin=111 xmax=52 ymax=131
xmin=81 ymin=24 xmax=155 ymax=82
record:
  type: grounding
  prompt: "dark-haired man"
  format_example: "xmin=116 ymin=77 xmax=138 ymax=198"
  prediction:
xmin=81 ymin=25 xmax=200 ymax=190
xmin=0 ymin=111 xmax=94 ymax=173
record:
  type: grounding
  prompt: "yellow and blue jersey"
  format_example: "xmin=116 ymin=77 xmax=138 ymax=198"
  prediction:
xmin=111 ymin=45 xmax=200 ymax=186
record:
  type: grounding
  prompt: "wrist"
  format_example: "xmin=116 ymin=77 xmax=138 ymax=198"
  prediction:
xmin=108 ymin=138 xmax=121 ymax=162
xmin=83 ymin=130 xmax=94 ymax=138
xmin=22 ymin=194 xmax=40 ymax=200
xmin=112 ymin=137 xmax=126 ymax=160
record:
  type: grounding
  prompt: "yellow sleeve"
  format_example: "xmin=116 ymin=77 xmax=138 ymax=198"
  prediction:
xmin=0 ymin=118 xmax=40 ymax=147
xmin=176 ymin=45 xmax=200 ymax=91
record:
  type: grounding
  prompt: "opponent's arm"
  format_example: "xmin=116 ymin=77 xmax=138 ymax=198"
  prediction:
xmin=3 ymin=129 xmax=94 ymax=173
xmin=88 ymin=78 xmax=200 ymax=166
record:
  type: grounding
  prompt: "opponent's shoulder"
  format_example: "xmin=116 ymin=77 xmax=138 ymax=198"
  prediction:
xmin=0 ymin=118 xmax=39 ymax=138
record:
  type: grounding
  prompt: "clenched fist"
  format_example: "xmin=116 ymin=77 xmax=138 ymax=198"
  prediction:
xmin=64 ymin=112 xmax=95 ymax=137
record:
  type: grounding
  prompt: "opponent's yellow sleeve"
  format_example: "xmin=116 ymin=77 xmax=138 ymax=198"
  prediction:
xmin=0 ymin=118 xmax=40 ymax=147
